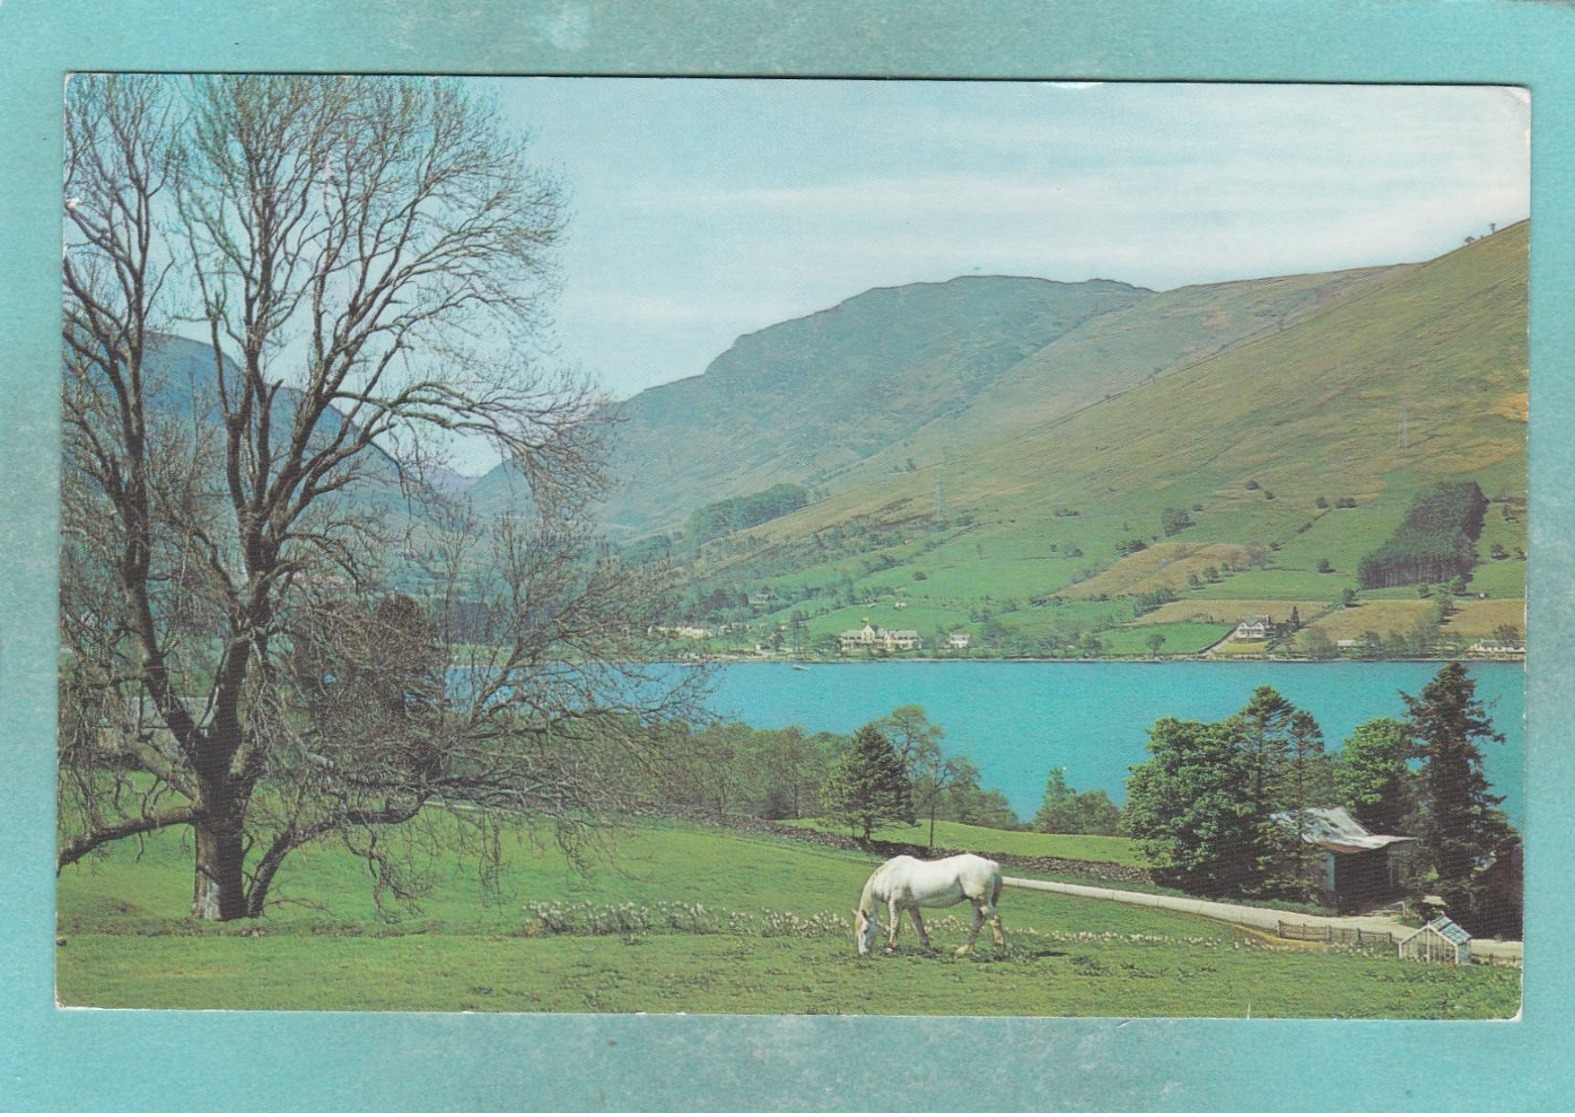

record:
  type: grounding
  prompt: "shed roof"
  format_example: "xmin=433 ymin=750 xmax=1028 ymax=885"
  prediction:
xmin=1271 ymin=806 xmax=1416 ymax=853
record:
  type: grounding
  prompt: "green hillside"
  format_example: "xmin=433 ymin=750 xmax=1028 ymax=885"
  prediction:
xmin=831 ymin=262 xmax=1407 ymax=489
xmin=668 ymin=224 xmax=1527 ymax=657
xmin=469 ymin=275 xmax=1151 ymax=530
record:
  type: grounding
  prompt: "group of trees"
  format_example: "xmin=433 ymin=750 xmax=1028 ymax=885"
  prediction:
xmin=683 ymin=484 xmax=809 ymax=549
xmin=647 ymin=722 xmax=840 ymax=820
xmin=1357 ymin=481 xmax=1489 ymax=589
xmin=817 ymin=706 xmax=1014 ymax=842
xmin=1122 ymin=663 xmax=1520 ymax=936
xmin=575 ymin=704 xmax=1015 ymax=846
xmin=1122 ymin=686 xmax=1330 ymax=900
xmin=58 ymin=74 xmax=705 ymax=921
xmin=1033 ymin=769 xmax=1121 ymax=835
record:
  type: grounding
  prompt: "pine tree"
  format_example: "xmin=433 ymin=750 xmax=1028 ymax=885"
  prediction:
xmin=1035 ymin=767 xmax=1120 ymax=835
xmin=822 ymin=724 xmax=915 ymax=842
xmin=1234 ymin=686 xmax=1296 ymax=810
xmin=1229 ymin=686 xmax=1298 ymax=893
xmin=1279 ymin=710 xmax=1328 ymax=899
xmin=1403 ymin=661 xmax=1520 ymax=935
xmin=1034 ymin=768 xmax=1075 ymax=832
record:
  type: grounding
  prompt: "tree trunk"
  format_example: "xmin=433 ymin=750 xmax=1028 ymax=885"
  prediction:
xmin=191 ymin=806 xmax=247 ymax=921
xmin=245 ymin=833 xmax=295 ymax=919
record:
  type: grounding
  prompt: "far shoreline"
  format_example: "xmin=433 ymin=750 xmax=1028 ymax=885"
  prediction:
xmin=659 ymin=653 xmax=1527 ymax=667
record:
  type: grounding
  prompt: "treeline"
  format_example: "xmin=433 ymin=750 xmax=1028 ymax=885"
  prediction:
xmin=1357 ymin=481 xmax=1488 ymax=589
xmin=685 ymin=483 xmax=809 ymax=548
xmin=639 ymin=706 xmax=1016 ymax=840
xmin=1122 ymin=662 xmax=1520 ymax=936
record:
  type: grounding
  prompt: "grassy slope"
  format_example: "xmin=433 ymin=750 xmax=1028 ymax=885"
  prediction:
xmin=779 ymin=818 xmax=1147 ymax=865
xmin=57 ymin=817 xmax=1518 ymax=1017
xmin=547 ymin=276 xmax=1150 ymax=535
xmin=832 ymin=263 xmax=1408 ymax=489
xmin=691 ymin=225 xmax=1527 ymax=650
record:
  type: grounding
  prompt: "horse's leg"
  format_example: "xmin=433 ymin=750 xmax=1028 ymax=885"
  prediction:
xmin=956 ymin=901 xmax=986 ymax=956
xmin=981 ymin=901 xmax=1005 ymax=947
xmin=909 ymin=907 xmax=932 ymax=950
xmin=885 ymin=898 xmax=902 ymax=953
xmin=989 ymin=874 xmax=1005 ymax=947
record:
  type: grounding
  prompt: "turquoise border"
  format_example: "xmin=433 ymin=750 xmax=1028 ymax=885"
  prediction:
xmin=2 ymin=1 xmax=1570 ymax=1109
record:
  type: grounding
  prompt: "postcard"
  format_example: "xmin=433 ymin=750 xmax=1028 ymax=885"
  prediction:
xmin=56 ymin=73 xmax=1526 ymax=1018
xmin=6 ymin=2 xmax=1574 ymax=1111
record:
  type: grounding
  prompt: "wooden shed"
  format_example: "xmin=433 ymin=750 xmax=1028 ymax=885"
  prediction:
xmin=1272 ymin=806 xmax=1416 ymax=912
xmin=1398 ymin=916 xmax=1473 ymax=965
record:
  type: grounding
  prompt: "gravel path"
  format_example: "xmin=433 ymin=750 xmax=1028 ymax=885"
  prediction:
xmin=1003 ymin=875 xmax=1522 ymax=964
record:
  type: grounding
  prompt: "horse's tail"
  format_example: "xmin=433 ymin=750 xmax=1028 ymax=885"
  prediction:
xmin=990 ymin=863 xmax=1003 ymax=907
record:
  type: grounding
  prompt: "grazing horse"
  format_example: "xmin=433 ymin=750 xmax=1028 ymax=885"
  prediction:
xmin=853 ymin=853 xmax=1005 ymax=956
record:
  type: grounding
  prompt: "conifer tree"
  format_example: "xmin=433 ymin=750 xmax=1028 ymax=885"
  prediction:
xmin=822 ymin=724 xmax=915 ymax=842
xmin=1279 ymin=710 xmax=1328 ymax=898
xmin=1230 ymin=686 xmax=1298 ymax=893
xmin=1403 ymin=661 xmax=1520 ymax=934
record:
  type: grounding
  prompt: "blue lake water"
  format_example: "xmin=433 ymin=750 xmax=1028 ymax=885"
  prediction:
xmin=708 ymin=661 xmax=1525 ymax=828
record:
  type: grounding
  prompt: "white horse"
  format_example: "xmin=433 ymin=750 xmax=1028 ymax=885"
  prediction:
xmin=853 ymin=853 xmax=1005 ymax=956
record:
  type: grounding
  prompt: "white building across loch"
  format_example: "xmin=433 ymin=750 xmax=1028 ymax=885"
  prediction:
xmin=838 ymin=622 xmax=923 ymax=654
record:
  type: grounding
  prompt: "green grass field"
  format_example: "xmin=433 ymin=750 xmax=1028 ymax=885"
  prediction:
xmin=56 ymin=924 xmax=1518 ymax=1017
xmin=1098 ymin=623 xmax=1233 ymax=656
xmin=56 ymin=815 xmax=1519 ymax=1017
xmin=779 ymin=818 xmax=1147 ymax=866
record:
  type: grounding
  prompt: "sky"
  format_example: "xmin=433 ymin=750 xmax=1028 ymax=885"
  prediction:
xmin=486 ymin=79 xmax=1529 ymax=437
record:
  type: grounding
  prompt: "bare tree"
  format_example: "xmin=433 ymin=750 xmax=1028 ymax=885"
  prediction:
xmin=60 ymin=73 xmax=701 ymax=921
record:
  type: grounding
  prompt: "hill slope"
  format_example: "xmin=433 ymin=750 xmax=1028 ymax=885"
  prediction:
xmin=830 ymin=263 xmax=1406 ymax=488
xmin=469 ymin=275 xmax=1151 ymax=530
xmin=476 ymin=262 xmax=1413 ymax=537
xmin=680 ymin=223 xmax=1526 ymax=654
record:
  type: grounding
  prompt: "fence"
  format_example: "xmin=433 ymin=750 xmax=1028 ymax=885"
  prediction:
xmin=1277 ymin=921 xmax=1395 ymax=949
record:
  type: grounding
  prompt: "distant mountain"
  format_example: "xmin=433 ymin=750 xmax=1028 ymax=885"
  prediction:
xmin=694 ymin=222 xmax=1527 ymax=632
xmin=121 ymin=221 xmax=1529 ymax=655
xmin=137 ymin=333 xmax=411 ymax=507
xmin=425 ymin=465 xmax=478 ymax=497
xmin=830 ymin=262 xmax=1408 ymax=489
xmin=470 ymin=260 xmax=1434 ymax=539
xmin=467 ymin=275 xmax=1150 ymax=531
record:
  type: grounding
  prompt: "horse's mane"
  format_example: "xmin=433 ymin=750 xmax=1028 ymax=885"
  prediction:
xmin=858 ymin=857 xmax=902 ymax=913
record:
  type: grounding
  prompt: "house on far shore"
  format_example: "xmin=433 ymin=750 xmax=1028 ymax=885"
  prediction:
xmin=947 ymin=633 xmax=971 ymax=650
xmin=1233 ymin=615 xmax=1273 ymax=641
xmin=839 ymin=621 xmax=923 ymax=655
xmin=651 ymin=624 xmax=713 ymax=641
xmin=1272 ymin=806 xmax=1416 ymax=912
